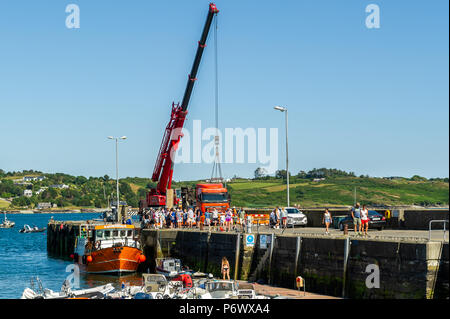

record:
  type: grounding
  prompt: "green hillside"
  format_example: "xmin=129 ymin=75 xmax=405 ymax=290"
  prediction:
xmin=227 ymin=177 xmax=449 ymax=208
xmin=0 ymin=169 xmax=448 ymax=209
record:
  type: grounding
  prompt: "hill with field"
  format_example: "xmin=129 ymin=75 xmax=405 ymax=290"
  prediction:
xmin=0 ymin=168 xmax=448 ymax=210
xmin=226 ymin=177 xmax=449 ymax=208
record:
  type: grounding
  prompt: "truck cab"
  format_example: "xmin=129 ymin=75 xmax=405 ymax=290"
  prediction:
xmin=196 ymin=183 xmax=230 ymax=213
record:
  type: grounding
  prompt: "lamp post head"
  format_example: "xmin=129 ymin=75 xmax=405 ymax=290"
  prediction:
xmin=120 ymin=136 xmax=127 ymax=140
xmin=274 ymin=106 xmax=287 ymax=112
xmin=108 ymin=136 xmax=114 ymax=140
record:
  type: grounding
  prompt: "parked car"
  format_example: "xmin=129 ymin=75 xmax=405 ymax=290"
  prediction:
xmin=338 ymin=210 xmax=386 ymax=231
xmin=285 ymin=207 xmax=308 ymax=228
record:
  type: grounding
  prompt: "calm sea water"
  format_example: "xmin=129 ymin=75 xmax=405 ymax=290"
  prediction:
xmin=0 ymin=213 xmax=142 ymax=299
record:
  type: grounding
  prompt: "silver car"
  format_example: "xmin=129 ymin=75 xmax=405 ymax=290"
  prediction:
xmin=285 ymin=207 xmax=308 ymax=227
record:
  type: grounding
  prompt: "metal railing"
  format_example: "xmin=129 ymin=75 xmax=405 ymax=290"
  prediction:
xmin=428 ymin=220 xmax=449 ymax=241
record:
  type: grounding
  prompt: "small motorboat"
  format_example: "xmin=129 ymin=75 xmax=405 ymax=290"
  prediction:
xmin=21 ymin=277 xmax=115 ymax=299
xmin=194 ymin=280 xmax=269 ymax=299
xmin=0 ymin=213 xmax=15 ymax=228
xmin=19 ymin=224 xmax=46 ymax=233
xmin=155 ymin=258 xmax=192 ymax=278
xmin=195 ymin=280 xmax=239 ymax=299
xmin=106 ymin=274 xmax=183 ymax=299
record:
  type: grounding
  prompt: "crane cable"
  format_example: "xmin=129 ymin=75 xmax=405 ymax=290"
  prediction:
xmin=211 ymin=14 xmax=223 ymax=182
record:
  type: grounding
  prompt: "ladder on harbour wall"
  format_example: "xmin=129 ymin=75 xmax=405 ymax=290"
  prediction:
xmin=428 ymin=241 xmax=444 ymax=299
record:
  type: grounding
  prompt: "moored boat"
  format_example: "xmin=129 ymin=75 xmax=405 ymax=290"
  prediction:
xmin=21 ymin=277 xmax=114 ymax=299
xmin=155 ymin=258 xmax=192 ymax=278
xmin=73 ymin=224 xmax=146 ymax=274
xmin=19 ymin=224 xmax=45 ymax=233
xmin=0 ymin=213 xmax=15 ymax=228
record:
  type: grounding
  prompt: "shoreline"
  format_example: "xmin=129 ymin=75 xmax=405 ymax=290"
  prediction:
xmin=3 ymin=209 xmax=107 ymax=215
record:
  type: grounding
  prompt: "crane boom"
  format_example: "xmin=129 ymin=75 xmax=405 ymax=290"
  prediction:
xmin=181 ymin=3 xmax=219 ymax=111
xmin=148 ymin=3 xmax=219 ymax=207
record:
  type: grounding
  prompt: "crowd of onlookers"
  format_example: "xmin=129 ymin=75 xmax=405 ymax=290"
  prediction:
xmin=139 ymin=207 xmax=249 ymax=232
xmin=140 ymin=203 xmax=373 ymax=235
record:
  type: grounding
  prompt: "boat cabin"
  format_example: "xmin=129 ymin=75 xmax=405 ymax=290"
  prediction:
xmin=78 ymin=224 xmax=140 ymax=253
xmin=155 ymin=258 xmax=183 ymax=277
xmin=201 ymin=280 xmax=238 ymax=299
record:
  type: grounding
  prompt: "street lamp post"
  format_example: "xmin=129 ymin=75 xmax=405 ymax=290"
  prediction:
xmin=108 ymin=136 xmax=127 ymax=222
xmin=274 ymin=106 xmax=289 ymax=207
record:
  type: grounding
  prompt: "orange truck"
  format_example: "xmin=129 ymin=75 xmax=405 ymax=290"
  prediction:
xmin=195 ymin=183 xmax=230 ymax=213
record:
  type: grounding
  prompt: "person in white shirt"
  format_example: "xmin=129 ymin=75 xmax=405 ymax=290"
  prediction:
xmin=360 ymin=205 xmax=369 ymax=236
xmin=159 ymin=210 xmax=164 ymax=228
xmin=281 ymin=208 xmax=288 ymax=229
xmin=220 ymin=214 xmax=225 ymax=228
xmin=188 ymin=208 xmax=194 ymax=228
xmin=212 ymin=209 xmax=219 ymax=231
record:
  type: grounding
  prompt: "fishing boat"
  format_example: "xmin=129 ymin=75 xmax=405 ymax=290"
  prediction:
xmin=19 ymin=224 xmax=45 ymax=233
xmin=73 ymin=224 xmax=146 ymax=274
xmin=0 ymin=212 xmax=15 ymax=228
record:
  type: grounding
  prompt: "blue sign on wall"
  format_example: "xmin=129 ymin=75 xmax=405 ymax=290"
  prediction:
xmin=260 ymin=235 xmax=267 ymax=249
xmin=246 ymin=234 xmax=255 ymax=247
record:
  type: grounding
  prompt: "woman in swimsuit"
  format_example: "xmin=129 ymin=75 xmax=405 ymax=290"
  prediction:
xmin=221 ymin=257 xmax=230 ymax=280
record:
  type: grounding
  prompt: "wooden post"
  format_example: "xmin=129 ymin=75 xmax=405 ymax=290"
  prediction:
xmin=58 ymin=225 xmax=63 ymax=256
xmin=234 ymin=234 xmax=241 ymax=280
xmin=268 ymin=233 xmax=275 ymax=285
xmin=294 ymin=236 xmax=302 ymax=279
xmin=342 ymin=237 xmax=350 ymax=298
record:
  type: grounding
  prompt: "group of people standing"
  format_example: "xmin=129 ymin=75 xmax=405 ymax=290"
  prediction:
xmin=321 ymin=203 xmax=370 ymax=236
xmin=269 ymin=206 xmax=288 ymax=229
xmin=350 ymin=202 xmax=370 ymax=236
xmin=141 ymin=207 xmax=201 ymax=229
xmin=140 ymin=206 xmax=247 ymax=232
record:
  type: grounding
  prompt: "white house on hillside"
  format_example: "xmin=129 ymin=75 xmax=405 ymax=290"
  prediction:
xmin=23 ymin=189 xmax=33 ymax=197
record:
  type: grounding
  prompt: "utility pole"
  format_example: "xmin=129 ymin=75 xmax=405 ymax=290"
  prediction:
xmin=274 ymin=106 xmax=289 ymax=207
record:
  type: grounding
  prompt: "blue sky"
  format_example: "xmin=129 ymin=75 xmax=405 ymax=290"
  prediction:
xmin=0 ymin=0 xmax=448 ymax=180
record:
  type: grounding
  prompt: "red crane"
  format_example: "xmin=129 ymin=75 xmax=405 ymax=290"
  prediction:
xmin=145 ymin=3 xmax=219 ymax=208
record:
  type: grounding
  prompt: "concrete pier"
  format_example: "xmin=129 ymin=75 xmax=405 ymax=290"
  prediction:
xmin=246 ymin=207 xmax=449 ymax=230
xmin=46 ymin=218 xmax=449 ymax=299
xmin=140 ymin=229 xmax=449 ymax=299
